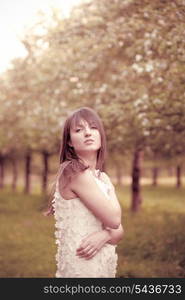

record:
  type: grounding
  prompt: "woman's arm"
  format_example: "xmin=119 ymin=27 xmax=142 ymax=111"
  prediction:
xmin=70 ymin=169 xmax=121 ymax=229
xmin=76 ymin=172 xmax=124 ymax=259
xmin=103 ymin=224 xmax=124 ymax=245
xmin=100 ymin=171 xmax=124 ymax=244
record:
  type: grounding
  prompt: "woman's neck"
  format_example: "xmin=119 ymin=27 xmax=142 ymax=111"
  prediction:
xmin=78 ymin=154 xmax=97 ymax=171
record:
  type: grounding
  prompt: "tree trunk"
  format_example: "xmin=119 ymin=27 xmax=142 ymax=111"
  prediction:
xmin=131 ymin=149 xmax=143 ymax=212
xmin=0 ymin=155 xmax=5 ymax=189
xmin=176 ymin=165 xmax=181 ymax=188
xmin=24 ymin=152 xmax=31 ymax=194
xmin=11 ymin=157 xmax=18 ymax=192
xmin=42 ymin=151 xmax=49 ymax=194
xmin=152 ymin=167 xmax=159 ymax=186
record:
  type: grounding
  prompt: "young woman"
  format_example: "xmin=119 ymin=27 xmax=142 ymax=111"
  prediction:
xmin=44 ymin=106 xmax=124 ymax=278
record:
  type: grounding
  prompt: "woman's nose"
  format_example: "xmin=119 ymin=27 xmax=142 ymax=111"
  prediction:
xmin=84 ymin=126 xmax=91 ymax=135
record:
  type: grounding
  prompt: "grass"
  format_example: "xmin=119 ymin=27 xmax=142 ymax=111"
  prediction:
xmin=116 ymin=184 xmax=185 ymax=278
xmin=0 ymin=182 xmax=185 ymax=278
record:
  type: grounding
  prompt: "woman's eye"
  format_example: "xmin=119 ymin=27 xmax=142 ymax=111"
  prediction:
xmin=75 ymin=126 xmax=97 ymax=132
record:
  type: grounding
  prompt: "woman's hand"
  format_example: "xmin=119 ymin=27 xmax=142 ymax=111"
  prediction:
xmin=76 ymin=230 xmax=110 ymax=260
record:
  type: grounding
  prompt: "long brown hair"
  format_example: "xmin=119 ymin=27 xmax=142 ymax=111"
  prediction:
xmin=44 ymin=106 xmax=107 ymax=216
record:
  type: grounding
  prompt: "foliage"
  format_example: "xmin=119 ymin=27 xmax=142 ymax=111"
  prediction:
xmin=0 ymin=0 xmax=185 ymax=161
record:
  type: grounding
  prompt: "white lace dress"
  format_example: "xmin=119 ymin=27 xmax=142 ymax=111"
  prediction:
xmin=52 ymin=169 xmax=118 ymax=278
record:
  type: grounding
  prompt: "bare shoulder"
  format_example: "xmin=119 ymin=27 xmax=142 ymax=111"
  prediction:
xmin=70 ymin=168 xmax=92 ymax=186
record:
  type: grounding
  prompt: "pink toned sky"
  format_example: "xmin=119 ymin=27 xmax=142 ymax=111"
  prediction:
xmin=0 ymin=0 xmax=87 ymax=73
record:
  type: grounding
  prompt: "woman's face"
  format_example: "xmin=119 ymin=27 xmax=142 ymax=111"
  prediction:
xmin=69 ymin=118 xmax=101 ymax=155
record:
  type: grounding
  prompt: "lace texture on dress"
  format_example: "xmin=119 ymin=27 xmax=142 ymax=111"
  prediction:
xmin=52 ymin=169 xmax=118 ymax=278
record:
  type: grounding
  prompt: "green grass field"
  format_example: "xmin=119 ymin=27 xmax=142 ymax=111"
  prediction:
xmin=0 ymin=182 xmax=185 ymax=278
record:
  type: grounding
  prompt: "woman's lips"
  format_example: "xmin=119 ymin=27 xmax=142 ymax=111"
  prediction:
xmin=84 ymin=139 xmax=94 ymax=144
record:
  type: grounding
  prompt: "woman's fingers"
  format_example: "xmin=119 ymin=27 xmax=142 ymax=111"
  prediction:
xmin=85 ymin=249 xmax=98 ymax=260
xmin=76 ymin=231 xmax=106 ymax=260
xmin=79 ymin=249 xmax=97 ymax=259
xmin=76 ymin=244 xmax=92 ymax=256
xmin=76 ymin=244 xmax=98 ymax=259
